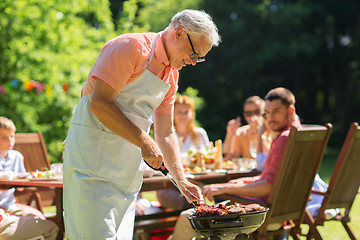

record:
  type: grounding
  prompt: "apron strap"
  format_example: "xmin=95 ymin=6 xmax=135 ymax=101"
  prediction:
xmin=147 ymin=34 xmax=157 ymax=69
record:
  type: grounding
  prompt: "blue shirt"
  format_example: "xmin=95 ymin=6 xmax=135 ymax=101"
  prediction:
xmin=0 ymin=150 xmax=26 ymax=209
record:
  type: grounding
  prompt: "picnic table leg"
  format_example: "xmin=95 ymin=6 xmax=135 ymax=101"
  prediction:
xmin=54 ymin=187 xmax=64 ymax=240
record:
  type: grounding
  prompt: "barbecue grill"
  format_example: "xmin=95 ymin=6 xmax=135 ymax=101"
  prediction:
xmin=187 ymin=208 xmax=268 ymax=240
xmin=145 ymin=162 xmax=268 ymax=239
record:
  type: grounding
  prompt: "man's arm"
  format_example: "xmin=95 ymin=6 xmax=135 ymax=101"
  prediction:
xmin=202 ymin=179 xmax=271 ymax=202
xmin=153 ymin=112 xmax=202 ymax=201
xmin=227 ymin=179 xmax=271 ymax=197
xmin=153 ymin=112 xmax=183 ymax=178
xmin=89 ymin=78 xmax=163 ymax=169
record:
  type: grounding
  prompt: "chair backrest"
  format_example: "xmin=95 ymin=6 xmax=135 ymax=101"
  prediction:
xmin=323 ymin=122 xmax=360 ymax=211
xmin=264 ymin=124 xmax=332 ymax=226
xmin=13 ymin=131 xmax=51 ymax=172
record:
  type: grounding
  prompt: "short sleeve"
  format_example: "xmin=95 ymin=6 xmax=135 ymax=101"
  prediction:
xmin=7 ymin=150 xmax=26 ymax=173
xmin=91 ymin=39 xmax=142 ymax=93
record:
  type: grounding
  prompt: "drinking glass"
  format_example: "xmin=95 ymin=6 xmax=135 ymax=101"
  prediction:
xmin=249 ymin=140 xmax=257 ymax=158
xmin=51 ymin=163 xmax=63 ymax=177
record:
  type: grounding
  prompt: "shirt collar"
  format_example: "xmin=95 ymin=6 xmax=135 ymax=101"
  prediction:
xmin=154 ymin=32 xmax=170 ymax=67
xmin=272 ymin=120 xmax=302 ymax=144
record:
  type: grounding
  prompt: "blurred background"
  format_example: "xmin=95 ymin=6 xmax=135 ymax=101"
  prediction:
xmin=1 ymin=0 xmax=359 ymax=163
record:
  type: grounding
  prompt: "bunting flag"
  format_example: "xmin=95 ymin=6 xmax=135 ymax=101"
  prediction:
xmin=0 ymin=79 xmax=70 ymax=96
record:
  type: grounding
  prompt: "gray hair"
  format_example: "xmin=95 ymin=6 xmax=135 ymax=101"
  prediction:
xmin=169 ymin=9 xmax=221 ymax=47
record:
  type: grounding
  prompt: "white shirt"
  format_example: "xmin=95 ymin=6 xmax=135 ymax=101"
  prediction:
xmin=176 ymin=127 xmax=210 ymax=154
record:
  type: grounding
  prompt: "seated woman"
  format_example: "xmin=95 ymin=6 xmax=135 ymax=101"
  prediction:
xmin=156 ymin=95 xmax=210 ymax=210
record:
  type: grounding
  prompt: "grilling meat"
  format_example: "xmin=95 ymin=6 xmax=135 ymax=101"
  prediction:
xmin=194 ymin=204 xmax=228 ymax=217
xmin=243 ymin=203 xmax=265 ymax=212
xmin=226 ymin=206 xmax=246 ymax=214
xmin=193 ymin=203 xmax=265 ymax=217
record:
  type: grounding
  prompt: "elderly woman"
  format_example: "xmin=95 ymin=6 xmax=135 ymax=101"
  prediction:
xmin=63 ymin=9 xmax=220 ymax=239
xmin=156 ymin=95 xmax=210 ymax=210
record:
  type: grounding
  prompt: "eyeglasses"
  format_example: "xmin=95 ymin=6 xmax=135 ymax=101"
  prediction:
xmin=187 ymin=33 xmax=206 ymax=63
xmin=244 ymin=110 xmax=261 ymax=117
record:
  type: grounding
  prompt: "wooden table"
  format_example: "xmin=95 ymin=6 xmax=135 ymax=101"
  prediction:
xmin=141 ymin=169 xmax=260 ymax=191
xmin=0 ymin=179 xmax=64 ymax=240
xmin=0 ymin=169 xmax=259 ymax=240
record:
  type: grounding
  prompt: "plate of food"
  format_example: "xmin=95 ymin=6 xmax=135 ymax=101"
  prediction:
xmin=222 ymin=160 xmax=237 ymax=170
xmin=28 ymin=170 xmax=61 ymax=181
xmin=188 ymin=171 xmax=209 ymax=175
xmin=29 ymin=177 xmax=55 ymax=181
xmin=184 ymin=167 xmax=211 ymax=175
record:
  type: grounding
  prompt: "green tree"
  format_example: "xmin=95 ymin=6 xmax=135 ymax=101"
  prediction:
xmin=111 ymin=0 xmax=201 ymax=34
xmin=131 ymin=0 xmax=360 ymax=145
xmin=178 ymin=0 xmax=360 ymax=145
xmin=0 ymin=0 xmax=115 ymax=162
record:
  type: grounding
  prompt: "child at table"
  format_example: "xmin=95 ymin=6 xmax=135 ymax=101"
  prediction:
xmin=0 ymin=116 xmax=59 ymax=239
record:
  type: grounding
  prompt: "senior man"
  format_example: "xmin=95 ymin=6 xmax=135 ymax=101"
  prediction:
xmin=63 ymin=9 xmax=220 ymax=239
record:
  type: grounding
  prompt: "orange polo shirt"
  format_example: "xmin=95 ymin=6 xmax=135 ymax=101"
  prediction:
xmin=81 ymin=32 xmax=179 ymax=115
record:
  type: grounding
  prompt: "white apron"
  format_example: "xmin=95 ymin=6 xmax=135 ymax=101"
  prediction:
xmin=63 ymin=36 xmax=170 ymax=240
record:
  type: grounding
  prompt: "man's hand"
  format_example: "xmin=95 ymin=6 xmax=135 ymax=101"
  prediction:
xmin=226 ymin=117 xmax=241 ymax=136
xmin=202 ymin=184 xmax=227 ymax=202
xmin=180 ymin=180 xmax=202 ymax=204
xmin=248 ymin=115 xmax=262 ymax=130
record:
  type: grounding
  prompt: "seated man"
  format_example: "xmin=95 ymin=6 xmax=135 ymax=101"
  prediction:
xmin=169 ymin=87 xmax=300 ymax=240
xmin=223 ymin=96 xmax=267 ymax=161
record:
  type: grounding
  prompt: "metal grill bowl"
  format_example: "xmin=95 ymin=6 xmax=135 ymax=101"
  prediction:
xmin=187 ymin=208 xmax=268 ymax=240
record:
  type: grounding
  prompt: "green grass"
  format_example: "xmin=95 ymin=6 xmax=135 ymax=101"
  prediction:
xmin=318 ymin=148 xmax=340 ymax=183
xmin=298 ymin=149 xmax=360 ymax=239
xmin=299 ymin=193 xmax=360 ymax=239
xmin=43 ymin=205 xmax=56 ymax=215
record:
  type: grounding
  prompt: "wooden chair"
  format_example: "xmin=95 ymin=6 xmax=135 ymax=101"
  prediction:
xmin=216 ymin=124 xmax=332 ymax=240
xmin=13 ymin=131 xmax=55 ymax=212
xmin=305 ymin=122 xmax=360 ymax=240
xmin=13 ymin=132 xmax=51 ymax=172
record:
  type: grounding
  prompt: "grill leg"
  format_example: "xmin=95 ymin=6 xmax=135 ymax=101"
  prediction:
xmin=235 ymin=234 xmax=249 ymax=240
